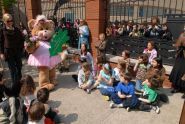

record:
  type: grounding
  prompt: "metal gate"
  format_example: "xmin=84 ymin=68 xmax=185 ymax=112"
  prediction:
xmin=11 ymin=0 xmax=27 ymax=28
xmin=41 ymin=0 xmax=86 ymax=23
xmin=108 ymin=0 xmax=185 ymax=23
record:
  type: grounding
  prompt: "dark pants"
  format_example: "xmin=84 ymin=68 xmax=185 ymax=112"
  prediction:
xmin=137 ymin=96 xmax=159 ymax=112
xmin=110 ymin=92 xmax=123 ymax=104
xmin=5 ymin=48 xmax=22 ymax=84
xmin=110 ymin=92 xmax=138 ymax=108
xmin=0 ymin=85 xmax=4 ymax=102
xmin=113 ymin=80 xmax=119 ymax=87
xmin=137 ymin=102 xmax=152 ymax=112
xmin=99 ymin=87 xmax=115 ymax=96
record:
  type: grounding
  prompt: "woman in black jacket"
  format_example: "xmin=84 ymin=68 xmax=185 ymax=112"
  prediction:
xmin=0 ymin=14 xmax=24 ymax=95
xmin=169 ymin=33 xmax=185 ymax=98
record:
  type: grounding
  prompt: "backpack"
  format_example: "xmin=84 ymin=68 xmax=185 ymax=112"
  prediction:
xmin=0 ymin=97 xmax=25 ymax=124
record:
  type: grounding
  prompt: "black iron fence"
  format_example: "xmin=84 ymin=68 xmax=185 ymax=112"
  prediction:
xmin=108 ymin=0 xmax=185 ymax=23
xmin=105 ymin=0 xmax=185 ymax=66
xmin=9 ymin=0 xmax=27 ymax=28
xmin=41 ymin=0 xmax=86 ymax=48
xmin=106 ymin=36 xmax=176 ymax=66
xmin=41 ymin=0 xmax=86 ymax=23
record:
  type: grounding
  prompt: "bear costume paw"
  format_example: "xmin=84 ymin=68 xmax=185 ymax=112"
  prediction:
xmin=41 ymin=83 xmax=55 ymax=91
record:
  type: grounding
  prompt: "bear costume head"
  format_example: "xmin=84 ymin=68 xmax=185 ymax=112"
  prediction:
xmin=28 ymin=15 xmax=55 ymax=41
xmin=25 ymin=15 xmax=55 ymax=53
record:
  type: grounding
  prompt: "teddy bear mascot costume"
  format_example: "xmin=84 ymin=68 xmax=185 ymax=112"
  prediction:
xmin=25 ymin=15 xmax=62 ymax=91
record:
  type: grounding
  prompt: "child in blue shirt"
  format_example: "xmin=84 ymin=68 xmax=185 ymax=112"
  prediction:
xmin=109 ymin=73 xmax=138 ymax=110
xmin=91 ymin=63 xmax=113 ymax=89
xmin=90 ymin=63 xmax=114 ymax=98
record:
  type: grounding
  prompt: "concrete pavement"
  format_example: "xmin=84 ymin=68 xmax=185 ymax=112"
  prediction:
xmin=20 ymin=62 xmax=185 ymax=124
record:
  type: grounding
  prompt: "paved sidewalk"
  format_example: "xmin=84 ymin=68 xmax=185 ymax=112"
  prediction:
xmin=20 ymin=62 xmax=184 ymax=124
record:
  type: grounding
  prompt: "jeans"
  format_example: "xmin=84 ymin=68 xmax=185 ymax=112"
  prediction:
xmin=99 ymin=87 xmax=115 ymax=96
xmin=110 ymin=92 xmax=138 ymax=108
xmin=78 ymin=36 xmax=89 ymax=49
xmin=110 ymin=92 xmax=123 ymax=104
xmin=135 ymin=79 xmax=143 ymax=91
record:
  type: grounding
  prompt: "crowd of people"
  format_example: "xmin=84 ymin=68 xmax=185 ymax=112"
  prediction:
xmin=55 ymin=18 xmax=90 ymax=50
xmin=106 ymin=17 xmax=173 ymax=41
xmin=0 ymin=12 xmax=184 ymax=124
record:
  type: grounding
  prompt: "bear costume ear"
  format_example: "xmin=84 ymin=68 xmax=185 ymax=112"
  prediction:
xmin=28 ymin=19 xmax=36 ymax=30
xmin=46 ymin=20 xmax=55 ymax=29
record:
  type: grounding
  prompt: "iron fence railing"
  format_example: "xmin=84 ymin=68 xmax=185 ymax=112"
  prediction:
xmin=9 ymin=0 xmax=27 ymax=28
xmin=106 ymin=36 xmax=176 ymax=66
xmin=41 ymin=0 xmax=86 ymax=23
xmin=108 ymin=0 xmax=185 ymax=23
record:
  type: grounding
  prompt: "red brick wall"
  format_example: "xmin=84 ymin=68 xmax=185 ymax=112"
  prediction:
xmin=26 ymin=0 xmax=42 ymax=20
xmin=86 ymin=0 xmax=107 ymax=58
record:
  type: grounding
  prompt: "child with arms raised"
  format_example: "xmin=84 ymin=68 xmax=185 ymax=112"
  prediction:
xmin=134 ymin=54 xmax=150 ymax=92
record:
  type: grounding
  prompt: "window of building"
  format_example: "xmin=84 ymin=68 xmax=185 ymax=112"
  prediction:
xmin=139 ymin=6 xmax=166 ymax=17
xmin=110 ymin=4 xmax=134 ymax=16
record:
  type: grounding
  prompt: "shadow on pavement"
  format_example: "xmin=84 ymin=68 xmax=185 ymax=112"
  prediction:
xmin=60 ymin=113 xmax=78 ymax=124
xmin=55 ymin=74 xmax=77 ymax=91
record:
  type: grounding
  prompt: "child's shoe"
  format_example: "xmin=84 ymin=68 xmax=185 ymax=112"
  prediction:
xmin=103 ymin=95 xmax=110 ymax=101
xmin=152 ymin=106 xmax=160 ymax=114
xmin=110 ymin=103 xmax=123 ymax=108
xmin=126 ymin=107 xmax=130 ymax=112
xmin=86 ymin=89 xmax=91 ymax=94
xmin=117 ymin=103 xmax=123 ymax=108
xmin=110 ymin=102 xmax=116 ymax=108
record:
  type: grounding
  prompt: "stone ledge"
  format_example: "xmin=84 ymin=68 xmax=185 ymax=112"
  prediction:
xmin=68 ymin=47 xmax=173 ymax=75
xmin=106 ymin=54 xmax=173 ymax=75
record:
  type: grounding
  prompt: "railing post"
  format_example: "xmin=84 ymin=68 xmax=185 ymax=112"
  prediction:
xmin=25 ymin=0 xmax=42 ymax=20
xmin=85 ymin=0 xmax=107 ymax=57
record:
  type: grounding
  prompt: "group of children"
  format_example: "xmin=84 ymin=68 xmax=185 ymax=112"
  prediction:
xmin=0 ymin=74 xmax=61 ymax=124
xmin=0 ymin=33 xmax=168 ymax=124
xmin=75 ymin=37 xmax=167 ymax=114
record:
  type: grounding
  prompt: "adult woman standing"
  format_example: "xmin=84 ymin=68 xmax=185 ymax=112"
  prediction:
xmin=169 ymin=33 xmax=185 ymax=98
xmin=78 ymin=19 xmax=90 ymax=49
xmin=0 ymin=14 xmax=24 ymax=85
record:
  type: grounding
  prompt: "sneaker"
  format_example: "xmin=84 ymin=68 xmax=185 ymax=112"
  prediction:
xmin=126 ymin=107 xmax=130 ymax=112
xmin=117 ymin=103 xmax=123 ymax=108
xmin=72 ymin=75 xmax=78 ymax=82
xmin=110 ymin=102 xmax=116 ymax=108
xmin=59 ymin=67 xmax=63 ymax=73
xmin=103 ymin=96 xmax=110 ymax=101
xmin=152 ymin=106 xmax=160 ymax=114
xmin=86 ymin=89 xmax=91 ymax=94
